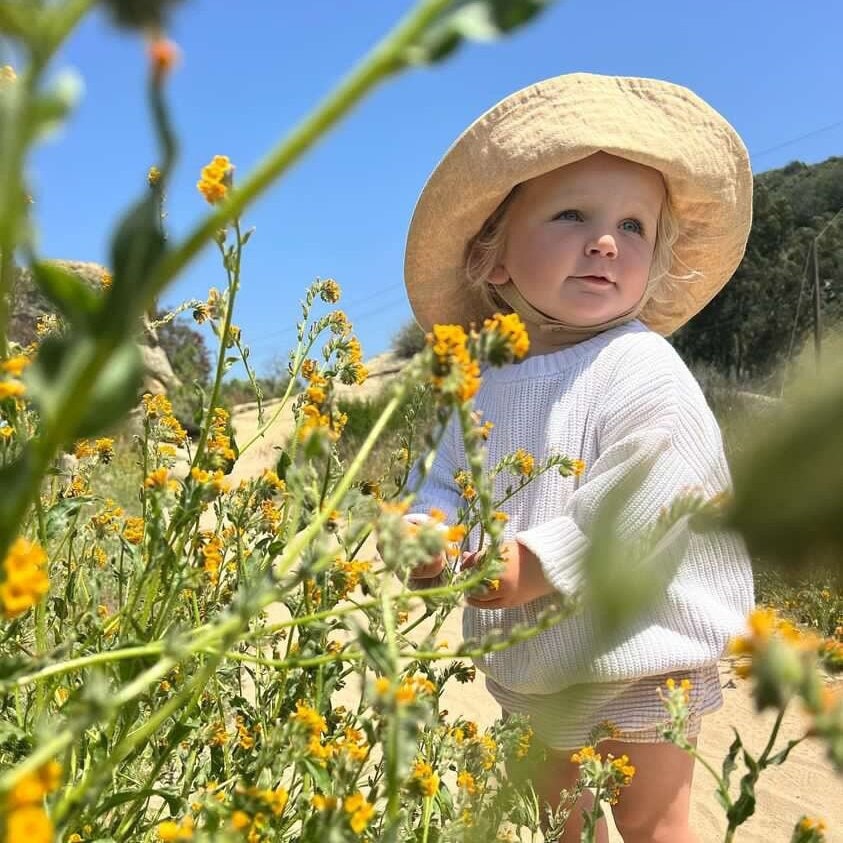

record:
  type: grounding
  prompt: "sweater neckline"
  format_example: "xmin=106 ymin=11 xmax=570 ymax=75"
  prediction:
xmin=483 ymin=320 xmax=649 ymax=382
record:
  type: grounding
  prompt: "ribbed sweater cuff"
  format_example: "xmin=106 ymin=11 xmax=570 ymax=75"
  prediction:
xmin=515 ymin=517 xmax=588 ymax=597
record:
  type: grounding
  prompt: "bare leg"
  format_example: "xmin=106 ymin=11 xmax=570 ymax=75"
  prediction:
xmin=531 ymin=748 xmax=609 ymax=843
xmin=605 ymin=738 xmax=699 ymax=843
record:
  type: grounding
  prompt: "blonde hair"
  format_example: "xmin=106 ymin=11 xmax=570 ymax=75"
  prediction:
xmin=464 ymin=187 xmax=693 ymax=313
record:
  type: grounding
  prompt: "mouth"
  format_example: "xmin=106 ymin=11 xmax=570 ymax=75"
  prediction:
xmin=572 ymin=274 xmax=614 ymax=286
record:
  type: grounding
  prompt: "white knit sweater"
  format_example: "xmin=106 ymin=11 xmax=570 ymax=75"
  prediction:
xmin=409 ymin=320 xmax=754 ymax=696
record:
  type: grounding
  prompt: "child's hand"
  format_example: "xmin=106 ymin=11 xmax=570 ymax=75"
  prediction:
xmin=408 ymin=553 xmax=447 ymax=587
xmin=463 ymin=541 xmax=555 ymax=608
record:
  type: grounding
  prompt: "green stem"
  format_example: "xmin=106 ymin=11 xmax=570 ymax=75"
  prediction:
xmin=142 ymin=0 xmax=453 ymax=308
xmin=191 ymin=220 xmax=242 ymax=470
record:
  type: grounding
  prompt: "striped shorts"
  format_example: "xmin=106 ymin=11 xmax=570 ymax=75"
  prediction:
xmin=492 ymin=662 xmax=723 ymax=751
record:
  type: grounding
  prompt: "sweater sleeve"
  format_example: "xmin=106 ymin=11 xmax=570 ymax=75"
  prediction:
xmin=406 ymin=411 xmax=464 ymax=524
xmin=516 ymin=341 xmax=738 ymax=598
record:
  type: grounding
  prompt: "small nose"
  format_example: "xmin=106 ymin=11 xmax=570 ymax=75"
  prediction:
xmin=585 ymin=233 xmax=617 ymax=259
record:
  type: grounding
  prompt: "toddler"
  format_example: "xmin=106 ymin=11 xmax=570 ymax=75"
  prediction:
xmin=402 ymin=73 xmax=755 ymax=842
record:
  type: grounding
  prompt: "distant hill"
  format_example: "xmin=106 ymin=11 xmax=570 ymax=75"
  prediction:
xmin=670 ymin=156 xmax=843 ymax=382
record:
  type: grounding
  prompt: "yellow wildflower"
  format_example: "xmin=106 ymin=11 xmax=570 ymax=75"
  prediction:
xmin=427 ymin=324 xmax=481 ymax=402
xmin=157 ymin=815 xmax=194 ymax=840
xmin=144 ymin=468 xmax=179 ymax=492
xmin=311 ymin=793 xmax=338 ymax=812
xmin=409 ymin=760 xmax=439 ymax=797
xmin=197 ymin=155 xmax=233 ymax=205
xmin=320 ymin=278 xmax=341 ymax=303
xmin=0 ymin=425 xmax=13 ymax=441
xmin=0 ymin=380 xmax=26 ymax=400
xmin=122 ymin=516 xmax=145 ymax=545
xmin=570 ymin=745 xmax=601 ymax=765
xmin=0 ymin=355 xmax=29 ymax=378
xmin=483 ymin=312 xmax=530 ymax=361
xmin=344 ymin=792 xmax=375 ymax=833
xmin=1 ymin=537 xmax=49 ymax=619
xmin=100 ymin=271 xmax=113 ymax=290
xmin=4 ymin=805 xmax=54 ymax=842
xmin=513 ymin=449 xmax=534 ymax=476
xmin=95 ymin=438 xmax=115 ymax=462
xmin=148 ymin=166 xmax=162 ymax=186
xmin=456 ymin=770 xmax=477 ymax=795
xmin=230 ymin=810 xmax=251 ymax=830
xmin=292 ymin=701 xmax=327 ymax=736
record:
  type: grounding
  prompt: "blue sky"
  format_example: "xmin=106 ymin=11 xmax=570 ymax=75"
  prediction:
xmin=21 ymin=0 xmax=843 ymax=373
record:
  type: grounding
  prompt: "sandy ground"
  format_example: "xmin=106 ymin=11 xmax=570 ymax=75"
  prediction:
xmin=226 ymin=360 xmax=842 ymax=841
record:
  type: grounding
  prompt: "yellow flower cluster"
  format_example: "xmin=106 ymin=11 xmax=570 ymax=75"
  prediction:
xmin=148 ymin=166 xmax=162 ymax=187
xmin=90 ymin=501 xmax=125 ymax=538
xmin=1 ymin=537 xmax=49 ymax=619
xmin=2 ymin=760 xmax=61 ymax=843
xmin=319 ymin=278 xmax=341 ymax=303
xmin=190 ymin=467 xmax=230 ymax=497
xmin=122 ymin=516 xmax=145 ymax=545
xmin=333 ymin=559 xmax=372 ymax=599
xmin=197 ymin=155 xmax=233 ymax=205
xmin=453 ymin=470 xmax=477 ymax=501
xmin=142 ymin=394 xmax=187 ymax=445
xmin=157 ymin=815 xmax=194 ymax=840
xmin=199 ymin=534 xmax=224 ymax=586
xmin=571 ymin=744 xmax=636 ymax=805
xmin=569 ymin=458 xmax=586 ymax=476
xmin=512 ymin=448 xmax=535 ymax=476
xmin=343 ymin=791 xmax=375 ymax=834
xmin=665 ymin=677 xmax=693 ymax=701
xmin=482 ymin=312 xmax=530 ymax=361
xmin=427 ymin=324 xmax=481 ymax=402
xmin=375 ymin=673 xmax=437 ymax=706
xmin=95 ymin=438 xmax=115 ymax=462
xmin=1 ymin=355 xmax=30 ymax=378
xmin=144 ymin=467 xmax=180 ymax=493
xmin=208 ymin=407 xmax=236 ymax=463
xmin=728 ymin=607 xmax=823 ymax=677
xmin=297 ymin=366 xmax=347 ymax=443
xmin=456 ymin=770 xmax=478 ymax=796
xmin=409 ymin=760 xmax=440 ymax=797
xmin=339 ymin=336 xmax=369 ymax=386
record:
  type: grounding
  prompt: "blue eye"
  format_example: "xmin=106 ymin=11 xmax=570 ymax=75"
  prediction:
xmin=620 ymin=218 xmax=644 ymax=235
xmin=555 ymin=209 xmax=582 ymax=221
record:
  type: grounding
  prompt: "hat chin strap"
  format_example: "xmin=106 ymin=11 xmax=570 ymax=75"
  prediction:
xmin=490 ymin=280 xmax=648 ymax=352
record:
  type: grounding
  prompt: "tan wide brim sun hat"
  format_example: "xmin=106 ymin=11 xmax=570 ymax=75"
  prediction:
xmin=404 ymin=72 xmax=753 ymax=336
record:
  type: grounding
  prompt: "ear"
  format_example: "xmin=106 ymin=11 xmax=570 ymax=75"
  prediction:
xmin=488 ymin=263 xmax=509 ymax=286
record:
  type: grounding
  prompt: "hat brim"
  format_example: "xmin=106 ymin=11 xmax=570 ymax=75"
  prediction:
xmin=404 ymin=73 xmax=752 ymax=336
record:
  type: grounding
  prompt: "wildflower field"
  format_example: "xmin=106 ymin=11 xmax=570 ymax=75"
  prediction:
xmin=0 ymin=2 xmax=840 ymax=842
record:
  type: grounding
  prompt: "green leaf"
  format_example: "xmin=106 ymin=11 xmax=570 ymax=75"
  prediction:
xmin=30 ymin=261 xmax=103 ymax=329
xmin=44 ymin=496 xmax=90 ymax=541
xmin=25 ymin=335 xmax=144 ymax=440
xmin=0 ymin=3 xmax=37 ymax=40
xmin=108 ymin=193 xmax=167 ymax=326
xmin=727 ymin=346 xmax=843 ymax=573
xmin=354 ymin=626 xmax=394 ymax=676
xmin=275 ymin=449 xmax=292 ymax=482
xmin=399 ymin=0 xmax=555 ymax=68
xmin=96 ymin=788 xmax=183 ymax=816
xmin=767 ymin=738 xmax=802 ymax=767
xmin=76 ymin=340 xmax=144 ymax=437
xmin=0 ymin=446 xmax=36 ymax=551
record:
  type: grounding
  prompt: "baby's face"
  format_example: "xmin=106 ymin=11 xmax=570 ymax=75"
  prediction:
xmin=489 ymin=152 xmax=664 ymax=327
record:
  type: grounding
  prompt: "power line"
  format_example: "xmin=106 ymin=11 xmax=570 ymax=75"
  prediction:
xmin=750 ymin=118 xmax=843 ymax=161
